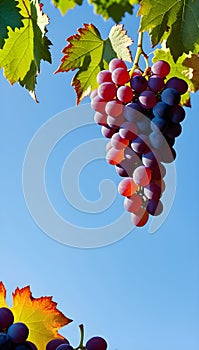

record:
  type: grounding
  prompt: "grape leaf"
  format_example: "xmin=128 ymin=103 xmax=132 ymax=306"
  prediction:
xmin=152 ymin=43 xmax=195 ymax=107
xmin=0 ymin=281 xmax=72 ymax=350
xmin=56 ymin=23 xmax=133 ymax=103
xmin=51 ymin=0 xmax=83 ymax=15
xmin=109 ymin=24 xmax=133 ymax=62
xmin=0 ymin=0 xmax=51 ymax=101
xmin=139 ymin=0 xmax=199 ymax=62
xmin=89 ymin=0 xmax=139 ymax=22
xmin=183 ymin=54 xmax=199 ymax=92
xmin=0 ymin=0 xmax=23 ymax=49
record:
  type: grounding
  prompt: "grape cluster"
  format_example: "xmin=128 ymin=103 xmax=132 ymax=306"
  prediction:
xmin=0 ymin=307 xmax=36 ymax=349
xmin=91 ymin=58 xmax=188 ymax=227
xmin=0 ymin=307 xmax=107 ymax=350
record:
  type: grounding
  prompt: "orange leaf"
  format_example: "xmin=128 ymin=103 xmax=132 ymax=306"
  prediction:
xmin=0 ymin=281 xmax=72 ymax=349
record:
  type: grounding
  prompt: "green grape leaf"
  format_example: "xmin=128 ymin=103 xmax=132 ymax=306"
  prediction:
xmin=109 ymin=24 xmax=133 ymax=62
xmin=51 ymin=0 xmax=83 ymax=15
xmin=0 ymin=0 xmax=23 ymax=49
xmin=139 ymin=0 xmax=199 ymax=62
xmin=89 ymin=0 xmax=139 ymax=23
xmin=152 ymin=43 xmax=197 ymax=107
xmin=183 ymin=54 xmax=199 ymax=92
xmin=0 ymin=0 xmax=51 ymax=101
xmin=56 ymin=23 xmax=133 ymax=103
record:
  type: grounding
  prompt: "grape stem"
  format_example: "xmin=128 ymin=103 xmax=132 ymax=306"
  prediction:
xmin=74 ymin=324 xmax=86 ymax=350
xmin=129 ymin=31 xmax=149 ymax=76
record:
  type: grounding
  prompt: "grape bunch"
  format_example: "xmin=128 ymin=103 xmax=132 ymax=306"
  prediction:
xmin=91 ymin=58 xmax=188 ymax=227
xmin=0 ymin=307 xmax=36 ymax=349
xmin=0 ymin=307 xmax=108 ymax=350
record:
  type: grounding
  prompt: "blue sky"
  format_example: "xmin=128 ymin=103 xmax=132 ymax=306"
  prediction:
xmin=0 ymin=1 xmax=199 ymax=349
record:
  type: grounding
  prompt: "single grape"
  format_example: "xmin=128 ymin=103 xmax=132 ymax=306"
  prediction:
xmin=56 ymin=345 xmax=74 ymax=350
xmin=111 ymin=132 xmax=129 ymax=150
xmin=107 ymin=114 xmax=125 ymax=129
xmin=165 ymin=77 xmax=188 ymax=95
xmin=164 ymin=122 xmax=182 ymax=138
xmin=117 ymin=85 xmax=134 ymax=103
xmin=149 ymin=130 xmax=165 ymax=149
xmin=131 ymin=207 xmax=149 ymax=227
xmin=138 ymin=90 xmax=157 ymax=109
xmin=46 ymin=338 xmax=69 ymax=350
xmin=148 ymin=75 xmax=165 ymax=92
xmin=119 ymin=122 xmax=138 ymax=140
xmin=94 ymin=112 xmax=107 ymax=126
xmin=131 ymin=134 xmax=149 ymax=154
xmin=152 ymin=101 xmax=169 ymax=120
xmin=86 ymin=336 xmax=107 ymax=350
xmin=115 ymin=159 xmax=136 ymax=177
xmin=165 ymin=136 xmax=175 ymax=147
xmin=98 ymin=82 xmax=117 ymax=101
xmin=123 ymin=103 xmax=144 ymax=122
xmin=0 ymin=307 xmax=14 ymax=330
xmin=161 ymin=88 xmax=181 ymax=106
xmin=105 ymin=100 xmax=123 ymax=117
xmin=144 ymin=182 xmax=162 ymax=200
xmin=146 ymin=199 xmax=163 ymax=216
xmin=0 ymin=332 xmax=11 ymax=347
xmin=168 ymin=105 xmax=185 ymax=123
xmin=25 ymin=341 xmax=38 ymax=350
xmin=124 ymin=193 xmax=143 ymax=213
xmin=118 ymin=177 xmax=138 ymax=197
xmin=151 ymin=117 xmax=168 ymax=132
xmin=97 ymin=70 xmax=112 ymax=84
xmin=91 ymin=96 xmax=106 ymax=114
xmin=151 ymin=60 xmax=170 ymax=77
xmin=109 ymin=58 xmax=127 ymax=72
xmin=133 ymin=165 xmax=151 ymax=186
xmin=7 ymin=322 xmax=29 ymax=344
xmin=101 ymin=125 xmax=117 ymax=138
xmin=111 ymin=67 xmax=130 ymax=85
xmin=106 ymin=148 xmax=124 ymax=165
xmin=130 ymin=75 xmax=148 ymax=93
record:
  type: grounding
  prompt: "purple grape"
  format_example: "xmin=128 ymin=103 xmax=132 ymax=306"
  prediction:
xmin=151 ymin=117 xmax=168 ymax=132
xmin=168 ymin=105 xmax=185 ymax=123
xmin=151 ymin=163 xmax=166 ymax=180
xmin=149 ymin=131 xmax=165 ymax=149
xmin=25 ymin=341 xmax=38 ymax=350
xmin=7 ymin=322 xmax=29 ymax=344
xmin=14 ymin=345 xmax=32 ymax=350
xmin=123 ymin=103 xmax=144 ymax=122
xmin=165 ymin=77 xmax=188 ymax=95
xmin=164 ymin=122 xmax=182 ymax=138
xmin=147 ymin=199 xmax=163 ymax=216
xmin=0 ymin=332 xmax=12 ymax=348
xmin=152 ymin=101 xmax=169 ymax=119
xmin=148 ymin=75 xmax=165 ymax=92
xmin=161 ymin=88 xmax=180 ymax=106
xmin=86 ymin=336 xmax=107 ymax=350
xmin=165 ymin=136 xmax=175 ymax=147
xmin=97 ymin=70 xmax=112 ymax=84
xmin=46 ymin=338 xmax=69 ymax=350
xmin=131 ymin=134 xmax=149 ymax=154
xmin=0 ymin=307 xmax=14 ymax=330
xmin=138 ymin=90 xmax=157 ymax=109
xmin=144 ymin=182 xmax=162 ymax=200
xmin=142 ymin=151 xmax=159 ymax=169
xmin=151 ymin=60 xmax=170 ymax=77
xmin=130 ymin=75 xmax=148 ymax=93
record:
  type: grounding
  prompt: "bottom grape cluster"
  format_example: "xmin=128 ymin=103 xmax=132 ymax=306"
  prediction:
xmin=0 ymin=308 xmax=107 ymax=350
xmin=91 ymin=58 xmax=188 ymax=227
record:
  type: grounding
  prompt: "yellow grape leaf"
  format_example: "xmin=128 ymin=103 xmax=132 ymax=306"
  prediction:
xmin=0 ymin=281 xmax=72 ymax=350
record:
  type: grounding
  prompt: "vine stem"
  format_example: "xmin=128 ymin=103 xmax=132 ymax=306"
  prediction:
xmin=129 ymin=30 xmax=149 ymax=76
xmin=74 ymin=324 xmax=86 ymax=350
xmin=22 ymin=0 xmax=31 ymax=17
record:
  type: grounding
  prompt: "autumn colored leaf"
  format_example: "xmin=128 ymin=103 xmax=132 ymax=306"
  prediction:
xmin=152 ymin=43 xmax=195 ymax=107
xmin=0 ymin=281 xmax=72 ymax=350
xmin=139 ymin=0 xmax=199 ymax=62
xmin=56 ymin=23 xmax=133 ymax=103
xmin=0 ymin=0 xmax=51 ymax=101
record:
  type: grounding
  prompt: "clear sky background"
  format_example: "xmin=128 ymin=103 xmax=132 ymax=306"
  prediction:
xmin=0 ymin=1 xmax=199 ymax=349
